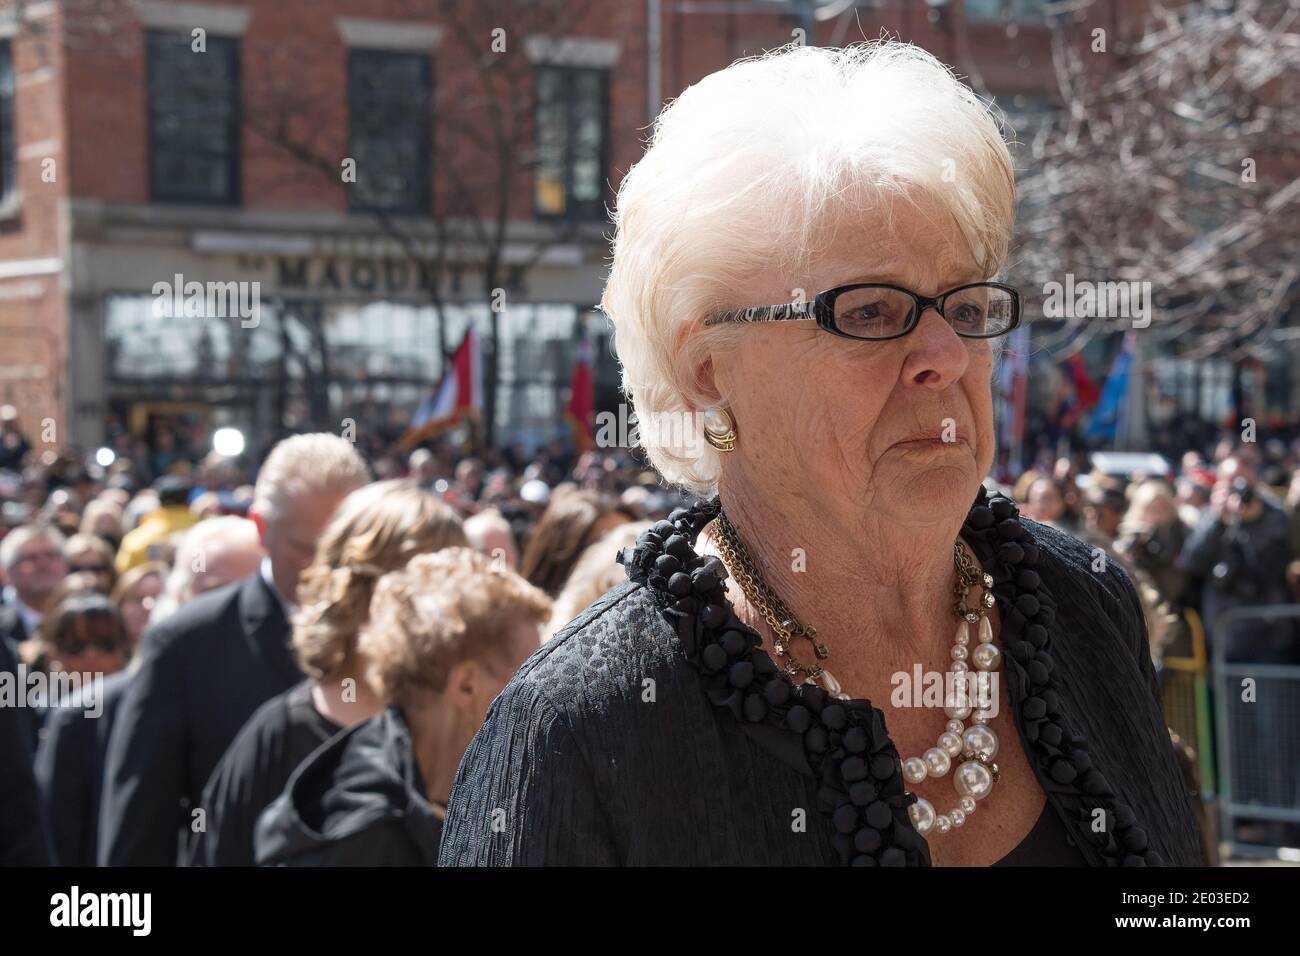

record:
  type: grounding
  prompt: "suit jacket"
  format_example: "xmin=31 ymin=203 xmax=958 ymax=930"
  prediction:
xmin=0 ymin=603 xmax=29 ymax=656
xmin=0 ymin=635 xmax=50 ymax=865
xmin=0 ymin=604 xmax=43 ymax=756
xmin=439 ymin=492 xmax=1204 ymax=866
xmin=35 ymin=670 xmax=133 ymax=866
xmin=99 ymin=572 xmax=300 ymax=866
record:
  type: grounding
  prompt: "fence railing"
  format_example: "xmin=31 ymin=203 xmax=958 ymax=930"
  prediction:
xmin=1211 ymin=603 xmax=1300 ymax=861
xmin=1161 ymin=607 xmax=1216 ymax=795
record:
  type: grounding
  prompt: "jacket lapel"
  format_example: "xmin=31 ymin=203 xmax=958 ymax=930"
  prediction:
xmin=239 ymin=573 xmax=300 ymax=686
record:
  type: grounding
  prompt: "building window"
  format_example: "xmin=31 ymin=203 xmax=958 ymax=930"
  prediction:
xmin=534 ymin=65 xmax=608 ymax=221
xmin=965 ymin=0 xmax=1048 ymax=23
xmin=0 ymin=40 xmax=15 ymax=204
xmin=146 ymin=30 xmax=241 ymax=204
xmin=348 ymin=49 xmax=432 ymax=214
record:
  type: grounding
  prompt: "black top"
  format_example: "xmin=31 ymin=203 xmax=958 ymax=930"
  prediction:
xmin=254 ymin=707 xmax=443 ymax=866
xmin=1 ymin=605 xmax=43 ymax=756
xmin=439 ymin=490 xmax=1203 ymax=866
xmin=99 ymin=572 xmax=299 ymax=865
xmin=0 ymin=635 xmax=49 ymax=866
xmin=184 ymin=680 xmax=343 ymax=866
xmin=34 ymin=670 xmax=132 ymax=867
xmin=992 ymin=798 xmax=1086 ymax=866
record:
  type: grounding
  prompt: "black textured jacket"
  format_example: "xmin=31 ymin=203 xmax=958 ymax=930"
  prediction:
xmin=254 ymin=707 xmax=443 ymax=866
xmin=438 ymin=491 xmax=1203 ymax=866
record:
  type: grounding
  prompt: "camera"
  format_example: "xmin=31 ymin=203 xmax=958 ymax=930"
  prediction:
xmin=1230 ymin=476 xmax=1254 ymax=506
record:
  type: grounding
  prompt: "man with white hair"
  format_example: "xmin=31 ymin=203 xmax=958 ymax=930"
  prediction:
xmin=149 ymin=516 xmax=265 ymax=624
xmin=100 ymin=434 xmax=369 ymax=865
xmin=463 ymin=507 xmax=520 ymax=571
xmin=0 ymin=523 xmax=68 ymax=653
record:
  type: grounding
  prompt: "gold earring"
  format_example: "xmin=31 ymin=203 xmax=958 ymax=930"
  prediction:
xmin=702 ymin=407 xmax=738 ymax=452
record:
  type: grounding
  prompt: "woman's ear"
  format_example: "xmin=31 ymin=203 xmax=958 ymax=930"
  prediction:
xmin=692 ymin=355 xmax=724 ymax=407
xmin=671 ymin=322 xmax=725 ymax=407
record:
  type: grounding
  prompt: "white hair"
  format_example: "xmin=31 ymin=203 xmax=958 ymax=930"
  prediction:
xmin=0 ymin=523 xmax=66 ymax=571
xmin=152 ymin=515 xmax=262 ymax=622
xmin=601 ymin=41 xmax=1016 ymax=496
xmin=252 ymin=433 xmax=370 ymax=523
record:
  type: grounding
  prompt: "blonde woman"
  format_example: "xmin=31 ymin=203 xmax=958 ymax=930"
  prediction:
xmin=256 ymin=548 xmax=549 ymax=866
xmin=186 ymin=480 xmax=466 ymax=866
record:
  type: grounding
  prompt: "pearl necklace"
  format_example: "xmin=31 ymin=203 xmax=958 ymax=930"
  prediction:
xmin=709 ymin=510 xmax=1003 ymax=841
xmin=900 ymin=541 xmax=1003 ymax=837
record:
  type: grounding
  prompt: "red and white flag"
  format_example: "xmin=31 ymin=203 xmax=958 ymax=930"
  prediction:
xmin=565 ymin=323 xmax=595 ymax=452
xmin=401 ymin=325 xmax=483 ymax=448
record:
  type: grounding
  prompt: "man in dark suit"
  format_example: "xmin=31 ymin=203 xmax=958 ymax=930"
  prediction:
xmin=98 ymin=434 xmax=368 ymax=866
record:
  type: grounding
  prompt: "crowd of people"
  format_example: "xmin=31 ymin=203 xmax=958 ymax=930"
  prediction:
xmin=0 ymin=412 xmax=685 ymax=867
xmin=1011 ymin=440 xmax=1300 ymax=668
xmin=1 ymin=399 xmax=1298 ymax=865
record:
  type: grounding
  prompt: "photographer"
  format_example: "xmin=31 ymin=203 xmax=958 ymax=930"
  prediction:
xmin=1178 ymin=455 xmax=1294 ymax=663
xmin=1116 ymin=480 xmax=1189 ymax=609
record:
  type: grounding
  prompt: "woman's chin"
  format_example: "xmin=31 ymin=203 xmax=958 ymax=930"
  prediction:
xmin=869 ymin=461 xmax=979 ymax=524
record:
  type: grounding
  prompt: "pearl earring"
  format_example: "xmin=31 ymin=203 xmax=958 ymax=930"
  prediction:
xmin=702 ymin=407 xmax=738 ymax=452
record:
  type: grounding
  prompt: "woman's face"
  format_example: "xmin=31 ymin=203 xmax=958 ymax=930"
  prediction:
xmin=1137 ymin=495 xmax=1177 ymax=528
xmin=66 ymin=546 xmax=115 ymax=593
xmin=49 ymin=618 xmax=129 ymax=677
xmin=1026 ymin=479 xmax=1065 ymax=522
xmin=120 ymin=573 xmax=163 ymax=640
xmin=710 ymin=197 xmax=996 ymax=530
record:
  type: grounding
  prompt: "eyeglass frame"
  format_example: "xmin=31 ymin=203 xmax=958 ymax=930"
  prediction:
xmin=702 ymin=280 xmax=1023 ymax=341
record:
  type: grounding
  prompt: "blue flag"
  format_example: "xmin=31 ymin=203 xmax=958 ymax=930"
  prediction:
xmin=1084 ymin=338 xmax=1132 ymax=442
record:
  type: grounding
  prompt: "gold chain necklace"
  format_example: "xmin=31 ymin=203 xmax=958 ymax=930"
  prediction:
xmin=709 ymin=507 xmax=1006 ymax=839
xmin=709 ymin=509 xmax=991 ymax=696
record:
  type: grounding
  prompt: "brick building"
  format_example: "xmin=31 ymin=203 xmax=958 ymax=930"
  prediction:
xmin=0 ymin=0 xmax=1126 ymax=460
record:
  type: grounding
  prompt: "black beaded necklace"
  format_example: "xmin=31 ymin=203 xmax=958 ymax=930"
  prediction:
xmin=617 ymin=485 xmax=1166 ymax=866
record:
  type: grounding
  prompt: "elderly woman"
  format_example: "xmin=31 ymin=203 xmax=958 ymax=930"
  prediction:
xmin=438 ymin=43 xmax=1201 ymax=867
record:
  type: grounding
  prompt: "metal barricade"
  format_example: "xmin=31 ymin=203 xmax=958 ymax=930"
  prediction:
xmin=1161 ymin=608 xmax=1215 ymax=795
xmin=1212 ymin=604 xmax=1300 ymax=862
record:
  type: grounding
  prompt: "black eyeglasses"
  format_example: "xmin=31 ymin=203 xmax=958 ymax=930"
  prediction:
xmin=703 ymin=281 xmax=1022 ymax=341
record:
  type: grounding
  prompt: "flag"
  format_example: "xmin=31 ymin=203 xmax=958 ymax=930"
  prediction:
xmin=400 ymin=325 xmax=483 ymax=449
xmin=1058 ymin=352 xmax=1100 ymax=430
xmin=1084 ymin=333 xmax=1133 ymax=443
xmin=1116 ymin=332 xmax=1148 ymax=450
xmin=565 ymin=322 xmax=595 ymax=453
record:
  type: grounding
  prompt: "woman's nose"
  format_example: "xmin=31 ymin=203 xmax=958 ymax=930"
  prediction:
xmin=900 ymin=306 xmax=970 ymax=390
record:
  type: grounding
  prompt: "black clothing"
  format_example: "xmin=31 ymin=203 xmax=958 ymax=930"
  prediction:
xmin=992 ymin=797 xmax=1088 ymax=866
xmin=0 ymin=618 xmax=43 ymax=758
xmin=1179 ymin=502 xmax=1295 ymax=662
xmin=34 ymin=671 xmax=132 ymax=866
xmin=255 ymin=707 xmax=442 ymax=866
xmin=439 ymin=492 xmax=1203 ymax=866
xmin=185 ymin=680 xmax=342 ymax=866
xmin=0 ymin=637 xmax=50 ymax=865
xmin=0 ymin=604 xmax=29 ymax=655
xmin=99 ymin=572 xmax=298 ymax=865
